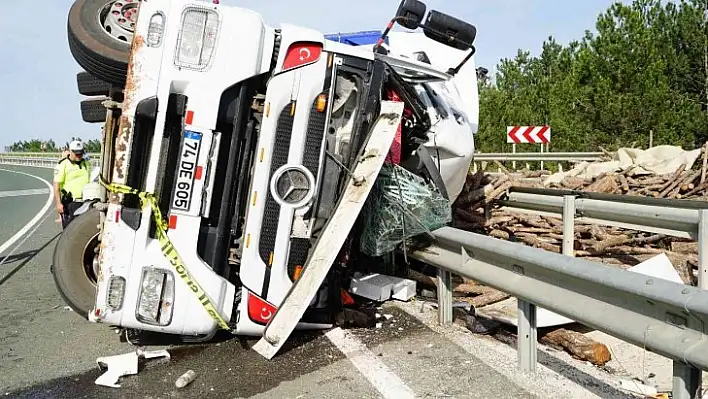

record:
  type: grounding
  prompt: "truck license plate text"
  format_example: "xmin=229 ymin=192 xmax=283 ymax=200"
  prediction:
xmin=172 ymin=131 xmax=202 ymax=212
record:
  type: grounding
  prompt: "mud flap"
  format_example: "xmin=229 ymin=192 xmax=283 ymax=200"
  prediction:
xmin=252 ymin=101 xmax=405 ymax=359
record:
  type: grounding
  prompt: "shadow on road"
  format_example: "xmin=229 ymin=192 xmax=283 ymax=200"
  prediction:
xmin=7 ymin=328 xmax=339 ymax=399
xmin=0 ymin=249 xmax=40 ymax=265
xmin=0 ymin=232 xmax=60 ymax=286
xmin=492 ymin=328 xmax=630 ymax=399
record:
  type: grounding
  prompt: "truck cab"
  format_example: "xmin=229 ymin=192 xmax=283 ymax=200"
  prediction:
xmin=55 ymin=0 xmax=478 ymax=341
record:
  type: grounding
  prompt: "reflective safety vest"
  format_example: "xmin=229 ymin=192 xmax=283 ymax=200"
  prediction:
xmin=54 ymin=157 xmax=91 ymax=201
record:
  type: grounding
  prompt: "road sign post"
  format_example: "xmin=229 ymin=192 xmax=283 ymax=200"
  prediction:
xmin=506 ymin=126 xmax=551 ymax=170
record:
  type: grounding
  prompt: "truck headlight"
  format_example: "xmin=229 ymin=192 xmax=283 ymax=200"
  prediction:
xmin=174 ymin=7 xmax=220 ymax=70
xmin=136 ymin=268 xmax=175 ymax=326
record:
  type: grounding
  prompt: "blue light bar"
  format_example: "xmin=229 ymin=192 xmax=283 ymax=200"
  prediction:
xmin=324 ymin=30 xmax=387 ymax=46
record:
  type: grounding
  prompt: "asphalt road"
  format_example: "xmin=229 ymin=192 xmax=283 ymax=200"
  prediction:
xmin=0 ymin=165 xmax=631 ymax=399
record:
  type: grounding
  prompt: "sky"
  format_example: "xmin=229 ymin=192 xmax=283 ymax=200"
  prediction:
xmin=0 ymin=0 xmax=633 ymax=151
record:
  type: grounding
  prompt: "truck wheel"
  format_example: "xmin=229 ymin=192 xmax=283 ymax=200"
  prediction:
xmin=81 ymin=97 xmax=108 ymax=123
xmin=52 ymin=208 xmax=101 ymax=318
xmin=77 ymin=71 xmax=112 ymax=96
xmin=67 ymin=0 xmax=136 ymax=86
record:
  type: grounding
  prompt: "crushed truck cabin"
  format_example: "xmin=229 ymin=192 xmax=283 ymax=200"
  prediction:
xmin=54 ymin=0 xmax=478 ymax=349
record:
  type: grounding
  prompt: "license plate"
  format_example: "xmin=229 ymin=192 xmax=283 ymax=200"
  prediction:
xmin=172 ymin=131 xmax=202 ymax=212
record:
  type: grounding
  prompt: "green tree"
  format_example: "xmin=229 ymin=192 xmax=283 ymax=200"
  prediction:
xmin=476 ymin=0 xmax=708 ymax=153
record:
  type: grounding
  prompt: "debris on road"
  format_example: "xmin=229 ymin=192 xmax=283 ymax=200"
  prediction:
xmin=350 ymin=273 xmax=394 ymax=301
xmin=617 ymin=378 xmax=659 ymax=397
xmin=95 ymin=348 xmax=170 ymax=388
xmin=175 ymin=370 xmax=197 ymax=389
xmin=336 ymin=307 xmax=377 ymax=328
xmin=452 ymin=253 xmax=685 ymax=367
xmin=348 ymin=273 xmax=417 ymax=302
xmin=540 ymin=329 xmax=611 ymax=367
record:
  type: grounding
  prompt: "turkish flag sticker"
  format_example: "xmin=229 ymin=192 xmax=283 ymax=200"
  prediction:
xmin=247 ymin=292 xmax=277 ymax=325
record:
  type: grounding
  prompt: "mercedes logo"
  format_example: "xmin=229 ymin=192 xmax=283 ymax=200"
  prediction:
xmin=270 ymin=165 xmax=316 ymax=208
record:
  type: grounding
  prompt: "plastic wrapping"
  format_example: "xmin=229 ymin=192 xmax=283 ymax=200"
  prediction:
xmin=360 ymin=163 xmax=451 ymax=257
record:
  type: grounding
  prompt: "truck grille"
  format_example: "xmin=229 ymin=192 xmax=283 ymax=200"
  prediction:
xmin=286 ymin=96 xmax=327 ymax=280
xmin=258 ymin=103 xmax=294 ymax=266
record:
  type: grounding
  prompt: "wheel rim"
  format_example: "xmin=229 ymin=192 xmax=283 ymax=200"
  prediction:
xmin=82 ymin=233 xmax=100 ymax=287
xmin=97 ymin=0 xmax=137 ymax=44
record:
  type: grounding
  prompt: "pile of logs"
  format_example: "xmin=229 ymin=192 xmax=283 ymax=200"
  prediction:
xmin=422 ymin=151 xmax=708 ymax=366
xmin=451 ymin=164 xmax=703 ymax=284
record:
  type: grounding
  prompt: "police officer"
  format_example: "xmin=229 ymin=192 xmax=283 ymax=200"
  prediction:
xmin=54 ymin=140 xmax=91 ymax=229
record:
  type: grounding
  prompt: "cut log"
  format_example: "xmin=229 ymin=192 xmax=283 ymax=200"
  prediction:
xmin=561 ymin=177 xmax=586 ymax=189
xmin=586 ymin=175 xmax=619 ymax=193
xmin=591 ymin=234 xmax=630 ymax=252
xmin=513 ymin=232 xmax=561 ymax=253
xmin=671 ymin=241 xmax=698 ymax=254
xmin=618 ymin=174 xmax=630 ymax=192
xmin=506 ymin=226 xmax=556 ymax=234
xmin=485 ymin=181 xmax=513 ymax=204
xmin=471 ymin=290 xmax=510 ymax=307
xmin=489 ymin=229 xmax=510 ymax=240
xmin=485 ymin=215 xmax=516 ymax=227
xmin=462 ymin=183 xmax=494 ymax=205
xmin=540 ymin=328 xmax=611 ymax=367
xmin=605 ymin=246 xmax=664 ymax=255
xmin=407 ymin=269 xmax=483 ymax=294
xmin=514 ymin=214 xmax=553 ymax=229
xmin=657 ymin=164 xmax=686 ymax=197
xmin=455 ymin=208 xmax=486 ymax=225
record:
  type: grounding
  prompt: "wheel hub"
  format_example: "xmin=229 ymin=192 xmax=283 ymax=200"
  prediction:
xmin=83 ymin=233 xmax=101 ymax=287
xmin=101 ymin=0 xmax=137 ymax=43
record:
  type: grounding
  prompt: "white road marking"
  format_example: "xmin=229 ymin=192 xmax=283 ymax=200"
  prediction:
xmin=392 ymin=301 xmax=622 ymax=399
xmin=325 ymin=327 xmax=416 ymax=399
xmin=0 ymin=168 xmax=54 ymax=257
xmin=0 ymin=188 xmax=51 ymax=198
xmin=0 ymin=210 xmax=54 ymax=269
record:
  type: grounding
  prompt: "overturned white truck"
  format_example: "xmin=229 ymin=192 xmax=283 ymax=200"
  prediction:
xmin=55 ymin=0 xmax=478 ymax=342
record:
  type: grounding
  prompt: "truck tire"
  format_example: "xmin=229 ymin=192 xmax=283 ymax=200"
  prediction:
xmin=77 ymin=71 xmax=112 ymax=96
xmin=67 ymin=0 xmax=132 ymax=86
xmin=52 ymin=208 xmax=101 ymax=318
xmin=81 ymin=97 xmax=108 ymax=123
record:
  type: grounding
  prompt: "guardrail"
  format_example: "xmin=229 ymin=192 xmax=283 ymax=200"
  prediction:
xmin=3 ymin=152 xmax=99 ymax=158
xmin=471 ymin=151 xmax=607 ymax=172
xmin=413 ymin=223 xmax=708 ymax=399
xmin=0 ymin=155 xmax=101 ymax=169
xmin=473 ymin=151 xmax=606 ymax=162
xmin=414 ymin=188 xmax=708 ymax=399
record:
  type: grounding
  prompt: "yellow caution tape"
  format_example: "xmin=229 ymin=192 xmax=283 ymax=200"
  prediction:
xmin=98 ymin=176 xmax=231 ymax=331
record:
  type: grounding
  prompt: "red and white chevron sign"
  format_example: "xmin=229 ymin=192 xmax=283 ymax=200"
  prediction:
xmin=506 ymin=126 xmax=551 ymax=144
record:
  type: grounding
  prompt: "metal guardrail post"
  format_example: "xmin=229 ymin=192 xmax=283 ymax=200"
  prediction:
xmin=517 ymin=300 xmax=537 ymax=372
xmin=519 ymin=195 xmax=575 ymax=373
xmin=563 ymin=195 xmax=576 ymax=257
xmin=674 ymin=209 xmax=708 ymax=399
xmin=437 ymin=269 xmax=453 ymax=325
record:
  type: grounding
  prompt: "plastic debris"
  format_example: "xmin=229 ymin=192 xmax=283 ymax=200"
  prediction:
xmin=349 ymin=273 xmax=394 ymax=301
xmin=359 ymin=163 xmax=451 ymax=257
xmin=175 ymin=370 xmax=197 ymax=388
xmin=349 ymin=273 xmax=417 ymax=302
xmin=95 ymin=348 xmax=170 ymax=388
xmin=389 ymin=276 xmax=416 ymax=301
xmin=617 ymin=378 xmax=658 ymax=396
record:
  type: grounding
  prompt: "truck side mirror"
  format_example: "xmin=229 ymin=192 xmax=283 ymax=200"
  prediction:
xmin=422 ymin=10 xmax=477 ymax=51
xmin=395 ymin=0 xmax=427 ymax=30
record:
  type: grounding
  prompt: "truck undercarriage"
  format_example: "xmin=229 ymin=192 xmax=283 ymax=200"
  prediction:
xmin=54 ymin=0 xmax=479 ymax=345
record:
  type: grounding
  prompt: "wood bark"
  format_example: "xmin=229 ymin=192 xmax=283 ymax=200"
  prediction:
xmin=540 ymin=329 xmax=611 ymax=367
